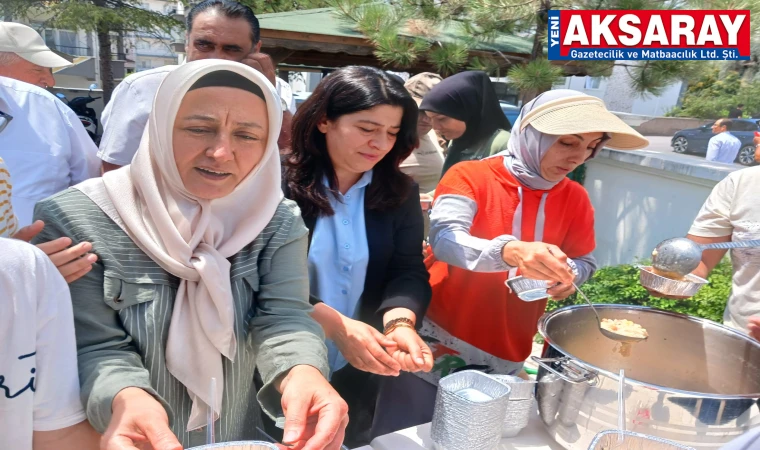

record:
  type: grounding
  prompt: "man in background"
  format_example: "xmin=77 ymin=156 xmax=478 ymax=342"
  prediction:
xmin=0 ymin=22 xmax=100 ymax=226
xmin=728 ymin=104 xmax=744 ymax=119
xmin=705 ymin=118 xmax=741 ymax=164
xmin=99 ymin=0 xmax=289 ymax=172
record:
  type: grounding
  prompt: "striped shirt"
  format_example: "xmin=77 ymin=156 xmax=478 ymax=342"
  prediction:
xmin=32 ymin=188 xmax=329 ymax=447
xmin=0 ymin=157 xmax=18 ymax=238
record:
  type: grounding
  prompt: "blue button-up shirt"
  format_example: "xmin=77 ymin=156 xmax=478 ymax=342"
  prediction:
xmin=308 ymin=170 xmax=372 ymax=374
xmin=706 ymin=131 xmax=742 ymax=164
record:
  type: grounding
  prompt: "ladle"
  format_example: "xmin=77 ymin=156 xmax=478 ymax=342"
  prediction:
xmin=573 ymin=282 xmax=648 ymax=343
xmin=652 ymin=237 xmax=760 ymax=279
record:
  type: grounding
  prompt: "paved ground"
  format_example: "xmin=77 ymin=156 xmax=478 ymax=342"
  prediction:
xmin=633 ymin=135 xmax=745 ymax=169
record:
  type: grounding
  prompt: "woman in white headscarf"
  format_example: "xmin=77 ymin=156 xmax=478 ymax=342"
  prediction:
xmin=379 ymin=90 xmax=649 ymax=432
xmin=32 ymin=60 xmax=347 ymax=450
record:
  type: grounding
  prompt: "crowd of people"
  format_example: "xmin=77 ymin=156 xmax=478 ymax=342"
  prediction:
xmin=1 ymin=1 xmax=759 ymax=450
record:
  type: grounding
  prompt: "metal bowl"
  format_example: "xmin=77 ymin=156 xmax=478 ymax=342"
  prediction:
xmin=188 ymin=442 xmax=279 ymax=450
xmin=638 ymin=265 xmax=708 ymax=297
xmin=588 ymin=430 xmax=695 ymax=449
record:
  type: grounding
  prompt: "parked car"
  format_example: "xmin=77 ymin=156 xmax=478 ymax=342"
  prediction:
xmin=500 ymin=101 xmax=520 ymax=130
xmin=671 ymin=119 xmax=758 ymax=166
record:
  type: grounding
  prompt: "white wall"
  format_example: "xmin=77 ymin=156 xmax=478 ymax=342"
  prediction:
xmin=554 ymin=64 xmax=683 ymax=116
xmin=630 ymin=81 xmax=684 ymax=117
xmin=585 ymin=149 xmax=737 ymax=267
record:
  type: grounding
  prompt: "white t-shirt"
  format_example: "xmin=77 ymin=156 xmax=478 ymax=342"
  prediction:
xmin=689 ymin=166 xmax=760 ymax=332
xmin=97 ymin=65 xmax=176 ymax=166
xmin=276 ymin=77 xmax=296 ymax=115
xmin=0 ymin=238 xmax=86 ymax=450
xmin=0 ymin=76 xmax=100 ymax=226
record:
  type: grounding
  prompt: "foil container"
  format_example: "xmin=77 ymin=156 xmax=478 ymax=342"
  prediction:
xmin=588 ymin=430 xmax=696 ymax=449
xmin=187 ymin=442 xmax=280 ymax=450
xmin=431 ymin=370 xmax=512 ymax=450
xmin=507 ymin=260 xmax=578 ymax=302
xmin=506 ymin=276 xmax=552 ymax=301
xmin=638 ymin=265 xmax=708 ymax=297
xmin=490 ymin=374 xmax=536 ymax=438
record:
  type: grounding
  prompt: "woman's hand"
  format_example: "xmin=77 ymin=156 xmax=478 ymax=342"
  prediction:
xmin=748 ymin=317 xmax=760 ymax=341
xmin=385 ymin=326 xmax=434 ymax=373
xmin=546 ymin=281 xmax=576 ymax=300
xmin=502 ymin=241 xmax=574 ymax=284
xmin=333 ymin=316 xmax=402 ymax=376
xmin=312 ymin=304 xmax=401 ymax=376
xmin=102 ymin=387 xmax=181 ymax=450
xmin=12 ymin=220 xmax=98 ymax=283
xmin=278 ymin=365 xmax=349 ymax=450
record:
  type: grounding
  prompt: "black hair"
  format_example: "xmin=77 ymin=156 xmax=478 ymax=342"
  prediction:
xmin=286 ymin=66 xmax=419 ymax=218
xmin=186 ymin=0 xmax=260 ymax=44
xmin=738 ymin=104 xmax=745 ymax=108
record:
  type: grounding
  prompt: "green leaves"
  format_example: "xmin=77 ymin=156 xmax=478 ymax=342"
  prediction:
xmin=547 ymin=260 xmax=732 ymax=323
xmin=428 ymin=42 xmax=469 ymax=76
xmin=507 ymin=58 xmax=564 ymax=97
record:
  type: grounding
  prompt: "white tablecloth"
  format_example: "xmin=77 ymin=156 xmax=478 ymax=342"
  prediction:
xmin=366 ymin=412 xmax=565 ymax=450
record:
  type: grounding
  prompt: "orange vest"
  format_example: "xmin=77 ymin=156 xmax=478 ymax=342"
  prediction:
xmin=427 ymin=157 xmax=596 ymax=362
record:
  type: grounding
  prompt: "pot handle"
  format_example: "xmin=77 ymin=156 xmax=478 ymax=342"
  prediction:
xmin=531 ymin=356 xmax=598 ymax=385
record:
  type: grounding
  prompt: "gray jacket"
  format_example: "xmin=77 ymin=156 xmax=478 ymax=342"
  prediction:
xmin=33 ymin=189 xmax=328 ymax=447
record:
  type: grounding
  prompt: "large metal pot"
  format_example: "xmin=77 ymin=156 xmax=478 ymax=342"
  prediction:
xmin=535 ymin=305 xmax=760 ymax=449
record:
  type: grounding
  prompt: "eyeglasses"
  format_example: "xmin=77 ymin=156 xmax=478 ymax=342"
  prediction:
xmin=0 ymin=111 xmax=12 ymax=134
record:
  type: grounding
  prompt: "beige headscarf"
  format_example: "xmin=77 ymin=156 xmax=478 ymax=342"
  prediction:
xmin=76 ymin=59 xmax=283 ymax=431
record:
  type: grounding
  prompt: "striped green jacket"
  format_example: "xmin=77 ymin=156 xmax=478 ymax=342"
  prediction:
xmin=33 ymin=188 xmax=329 ymax=447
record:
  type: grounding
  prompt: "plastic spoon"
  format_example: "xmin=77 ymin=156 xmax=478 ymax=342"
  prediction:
xmin=618 ymin=369 xmax=626 ymax=444
xmin=207 ymin=377 xmax=216 ymax=445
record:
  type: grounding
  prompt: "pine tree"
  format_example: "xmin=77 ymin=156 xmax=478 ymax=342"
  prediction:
xmin=2 ymin=0 xmax=182 ymax=104
xmin=329 ymin=0 xmax=746 ymax=102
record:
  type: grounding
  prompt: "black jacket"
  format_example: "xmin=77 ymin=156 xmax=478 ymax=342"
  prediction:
xmin=284 ymin=181 xmax=432 ymax=331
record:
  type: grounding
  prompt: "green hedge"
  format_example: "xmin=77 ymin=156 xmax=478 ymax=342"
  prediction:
xmin=546 ymin=260 xmax=733 ymax=323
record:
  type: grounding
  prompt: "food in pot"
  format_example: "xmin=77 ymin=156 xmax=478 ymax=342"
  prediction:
xmin=600 ymin=318 xmax=648 ymax=339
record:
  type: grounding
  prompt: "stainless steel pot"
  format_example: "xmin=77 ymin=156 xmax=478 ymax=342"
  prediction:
xmin=535 ymin=305 xmax=760 ymax=449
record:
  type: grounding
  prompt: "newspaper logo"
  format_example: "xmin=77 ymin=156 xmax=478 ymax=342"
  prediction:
xmin=548 ymin=10 xmax=750 ymax=61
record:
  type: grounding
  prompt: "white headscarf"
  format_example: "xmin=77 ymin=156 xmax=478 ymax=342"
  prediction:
xmin=501 ymin=89 xmax=610 ymax=191
xmin=77 ymin=59 xmax=283 ymax=431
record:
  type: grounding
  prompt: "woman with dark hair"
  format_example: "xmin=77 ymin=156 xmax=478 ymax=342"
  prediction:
xmin=420 ymin=70 xmax=511 ymax=176
xmin=284 ymin=65 xmax=433 ymax=445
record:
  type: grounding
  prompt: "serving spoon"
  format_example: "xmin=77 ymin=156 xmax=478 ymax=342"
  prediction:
xmin=652 ymin=237 xmax=760 ymax=279
xmin=573 ymin=282 xmax=647 ymax=343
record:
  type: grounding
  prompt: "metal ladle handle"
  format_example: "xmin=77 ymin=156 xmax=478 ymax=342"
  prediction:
xmin=701 ymin=239 xmax=760 ymax=250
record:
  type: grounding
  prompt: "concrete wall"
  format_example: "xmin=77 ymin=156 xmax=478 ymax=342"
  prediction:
xmin=585 ymin=149 xmax=739 ymax=267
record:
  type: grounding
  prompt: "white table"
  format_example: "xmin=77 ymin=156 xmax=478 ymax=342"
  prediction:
xmin=367 ymin=412 xmax=564 ymax=450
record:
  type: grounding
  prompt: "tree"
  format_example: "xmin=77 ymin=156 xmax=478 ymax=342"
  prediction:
xmin=2 ymin=0 xmax=182 ymax=104
xmin=329 ymin=0 xmax=722 ymax=101
xmin=236 ymin=0 xmax=332 ymax=14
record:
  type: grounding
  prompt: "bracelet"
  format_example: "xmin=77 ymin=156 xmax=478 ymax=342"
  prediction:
xmin=383 ymin=317 xmax=415 ymax=335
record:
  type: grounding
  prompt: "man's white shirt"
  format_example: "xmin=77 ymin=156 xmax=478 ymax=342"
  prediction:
xmin=0 ymin=76 xmax=100 ymax=226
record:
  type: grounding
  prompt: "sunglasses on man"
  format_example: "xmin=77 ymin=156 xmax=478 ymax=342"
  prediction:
xmin=0 ymin=111 xmax=12 ymax=134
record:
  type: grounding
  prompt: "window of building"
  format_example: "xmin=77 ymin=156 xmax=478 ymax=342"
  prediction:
xmin=584 ymin=76 xmax=602 ymax=90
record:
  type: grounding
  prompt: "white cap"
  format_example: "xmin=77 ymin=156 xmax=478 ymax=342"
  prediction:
xmin=0 ymin=22 xmax=72 ymax=68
